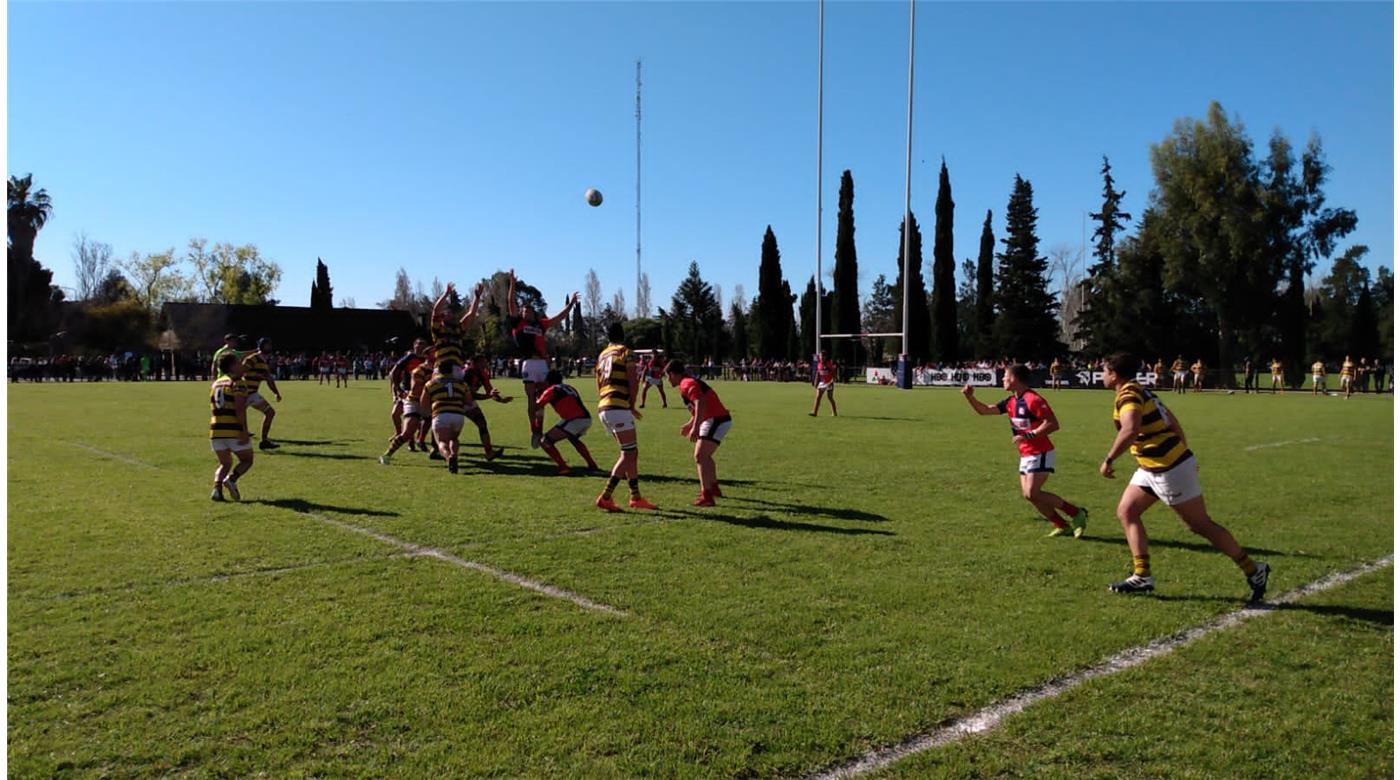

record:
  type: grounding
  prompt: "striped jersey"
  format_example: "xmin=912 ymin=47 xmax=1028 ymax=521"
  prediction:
xmin=424 ymin=375 xmax=468 ymax=417
xmin=1312 ymin=361 xmax=1326 ymax=376
xmin=1113 ymin=382 xmax=1191 ymax=473
xmin=209 ymin=374 xmax=246 ymax=439
xmin=595 ymin=343 xmax=636 ymax=412
xmin=240 ymin=351 xmax=272 ymax=393
xmin=1171 ymin=359 xmax=1185 ymax=373
xmin=1190 ymin=361 xmax=1204 ymax=376
xmin=1341 ymin=359 xmax=1354 ymax=379
xmin=538 ymin=383 xmax=589 ymax=421
xmin=1271 ymin=360 xmax=1282 ymax=375
xmin=431 ymin=319 xmax=464 ymax=371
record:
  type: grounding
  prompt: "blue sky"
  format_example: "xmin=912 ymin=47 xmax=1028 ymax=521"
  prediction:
xmin=9 ymin=1 xmax=1394 ymax=319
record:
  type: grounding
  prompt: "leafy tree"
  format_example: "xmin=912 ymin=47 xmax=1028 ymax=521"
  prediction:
xmin=861 ymin=273 xmax=896 ymax=364
xmin=956 ymin=259 xmax=977 ymax=355
xmin=623 ymin=317 xmax=663 ymax=350
xmin=310 ymin=258 xmax=333 ymax=310
xmin=636 ymin=271 xmax=653 ymax=319
xmin=830 ymin=170 xmax=864 ymax=366
xmin=993 ymin=175 xmax=1061 ymax=360
xmin=1374 ymin=267 xmax=1393 ymax=361
xmin=668 ymin=261 xmax=723 ymax=360
xmin=188 ymin=239 xmax=281 ymax=305
xmin=892 ymin=212 xmax=931 ymax=362
xmin=123 ymin=249 xmax=190 ymax=312
xmin=72 ymin=232 xmax=114 ymax=301
xmin=930 ymin=160 xmax=959 ymax=362
xmin=974 ymin=210 xmax=996 ymax=358
xmin=94 ymin=269 xmax=136 ymax=304
xmin=1316 ymin=245 xmax=1372 ymax=359
xmin=1074 ymin=156 xmax=1132 ymax=355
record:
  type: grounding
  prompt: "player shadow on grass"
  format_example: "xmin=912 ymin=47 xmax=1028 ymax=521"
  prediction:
xmin=250 ymin=498 xmax=398 ymax=517
xmin=271 ymin=438 xmax=355 ymax=446
xmin=1073 ymin=534 xmax=1304 ymax=559
xmin=275 ymin=451 xmax=375 ymax=461
xmin=678 ymin=510 xmax=895 ymax=536
xmin=719 ymin=495 xmax=889 ymax=522
xmin=837 ymin=415 xmax=922 ymax=422
xmin=1269 ymin=602 xmax=1393 ymax=629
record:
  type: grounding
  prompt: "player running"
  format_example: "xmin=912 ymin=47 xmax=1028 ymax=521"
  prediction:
xmin=1190 ymin=358 xmax=1205 ymax=392
xmin=209 ymin=353 xmax=254 ymax=501
xmin=810 ymin=351 xmax=838 ymax=416
xmin=506 ymin=270 xmax=579 ymax=449
xmin=961 ymin=365 xmax=1088 ymax=538
xmin=380 ymin=356 xmax=435 ymax=464
xmin=536 ymin=368 xmax=600 ymax=475
xmin=240 ymin=337 xmax=283 ymax=450
xmin=1098 ymin=353 xmax=1270 ymax=600
xmin=638 ymin=353 xmax=669 ymax=409
xmin=593 ymin=322 xmax=658 ymax=512
xmin=666 ymin=360 xmax=733 ymax=506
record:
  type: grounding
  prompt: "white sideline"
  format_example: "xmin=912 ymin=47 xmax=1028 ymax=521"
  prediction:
xmin=807 ymin=555 xmax=1394 ymax=780
xmin=308 ymin=513 xmax=628 ymax=617
xmin=68 ymin=441 xmax=160 ymax=469
xmin=1243 ymin=437 xmax=1322 ymax=452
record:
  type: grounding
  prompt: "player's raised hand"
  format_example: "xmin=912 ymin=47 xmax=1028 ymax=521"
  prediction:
xmin=960 ymin=384 xmax=975 ymax=397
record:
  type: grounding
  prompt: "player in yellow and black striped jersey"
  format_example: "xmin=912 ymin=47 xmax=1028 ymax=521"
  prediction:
xmin=1270 ymin=358 xmax=1284 ymax=393
xmin=423 ymin=365 xmax=470 ymax=473
xmin=1341 ymin=355 xmax=1355 ymax=399
xmin=429 ymin=281 xmax=485 ymax=380
xmin=240 ymin=337 xmax=284 ymax=450
xmin=1169 ymin=356 xmax=1187 ymax=394
xmin=592 ymin=321 xmax=658 ymax=512
xmin=1098 ymin=353 xmax=1269 ymax=601
xmin=209 ymin=353 xmax=254 ymax=502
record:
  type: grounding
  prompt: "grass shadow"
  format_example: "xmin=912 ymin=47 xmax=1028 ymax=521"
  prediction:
xmin=723 ymin=495 xmax=889 ymax=522
xmin=1270 ymin=602 xmax=1393 ymax=628
xmin=837 ymin=415 xmax=921 ymax=422
xmin=271 ymin=438 xmax=355 ymax=446
xmin=1074 ymin=535 xmax=1305 ymax=559
xmin=275 ymin=451 xmax=374 ymax=461
xmin=251 ymin=498 xmax=399 ymax=517
xmin=684 ymin=510 xmax=895 ymax=537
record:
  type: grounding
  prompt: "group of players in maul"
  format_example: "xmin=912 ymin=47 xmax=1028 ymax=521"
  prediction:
xmin=206 ymin=272 xmax=1268 ymax=602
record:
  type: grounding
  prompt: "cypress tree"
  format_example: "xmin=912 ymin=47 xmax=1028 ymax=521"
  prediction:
xmin=311 ymin=258 xmax=333 ymax=311
xmin=974 ymin=210 xmax=996 ymax=358
xmin=930 ymin=160 xmax=959 ymax=362
xmin=993 ymin=175 xmax=1061 ymax=360
xmin=892 ymin=213 xmax=931 ymax=362
xmin=755 ymin=226 xmax=788 ymax=359
xmin=831 ymin=170 xmax=864 ymax=366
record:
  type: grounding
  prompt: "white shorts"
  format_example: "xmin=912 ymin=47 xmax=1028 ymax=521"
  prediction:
xmin=1173 ymin=371 xmax=1186 ymax=382
xmin=433 ymin=413 xmax=465 ymax=438
xmin=247 ymin=392 xmax=271 ymax=410
xmin=210 ymin=438 xmax=252 ymax=453
xmin=337 ymin=369 xmax=348 ymax=375
xmin=553 ymin=416 xmax=592 ymax=439
xmin=817 ymin=380 xmax=834 ymax=391
xmin=319 ymin=367 xmax=330 ymax=374
xmin=697 ymin=416 xmax=732 ymax=444
xmin=1272 ymin=373 xmax=1283 ymax=382
xmin=403 ymin=401 xmax=425 ymax=419
xmin=1341 ymin=376 xmax=1352 ymax=388
xmin=599 ymin=408 xmax=636 ymax=434
xmin=1129 ymin=456 xmax=1203 ymax=507
xmin=1313 ymin=374 xmax=1324 ymax=386
xmin=645 ymin=375 xmax=663 ymax=388
xmin=1018 ymin=450 xmax=1056 ymax=475
xmin=522 ymin=358 xmax=549 ymax=384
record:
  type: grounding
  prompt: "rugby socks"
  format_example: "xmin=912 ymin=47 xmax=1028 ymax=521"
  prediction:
xmin=571 ymin=440 xmax=599 ymax=470
xmin=542 ymin=442 xmax=567 ymax=469
xmin=628 ymin=479 xmax=641 ymax=500
xmin=1230 ymin=550 xmax=1259 ymax=577
xmin=603 ymin=476 xmax=621 ymax=499
xmin=1133 ymin=555 xmax=1151 ymax=577
xmin=1059 ymin=499 xmax=1080 ymax=517
xmin=1049 ymin=517 xmax=1069 ymax=529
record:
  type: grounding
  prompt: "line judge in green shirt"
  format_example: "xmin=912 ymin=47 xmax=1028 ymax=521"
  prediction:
xmin=211 ymin=333 xmax=241 ymax=378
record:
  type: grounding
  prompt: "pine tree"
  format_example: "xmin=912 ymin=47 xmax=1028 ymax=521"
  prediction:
xmin=862 ymin=273 xmax=896 ymax=364
xmin=831 ymin=170 xmax=864 ymax=366
xmin=993 ymin=175 xmax=1061 ymax=360
xmin=892 ymin=213 xmax=931 ymax=362
xmin=669 ymin=261 xmax=722 ymax=360
xmin=974 ymin=210 xmax=996 ymax=358
xmin=1075 ymin=156 xmax=1132 ymax=354
xmin=930 ymin=160 xmax=959 ymax=362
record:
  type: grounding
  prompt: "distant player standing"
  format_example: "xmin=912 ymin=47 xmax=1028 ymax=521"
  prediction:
xmin=1048 ymin=357 xmax=1063 ymax=390
xmin=506 ymin=269 xmax=579 ymax=449
xmin=1311 ymin=359 xmax=1327 ymax=395
xmin=638 ymin=353 xmax=669 ymax=409
xmin=666 ymin=360 xmax=734 ymax=506
xmin=961 ymin=365 xmax=1088 ymax=538
xmin=1190 ymin=358 xmax=1205 ymax=392
xmin=1098 ymin=353 xmax=1269 ymax=600
xmin=211 ymin=333 xmax=241 ymax=379
xmin=1152 ymin=358 xmax=1166 ymax=389
xmin=240 ymin=337 xmax=283 ymax=450
xmin=1170 ymin=355 xmax=1187 ymax=394
xmin=1340 ymin=355 xmax=1355 ymax=399
xmin=536 ymin=368 xmax=600 ymax=475
xmin=809 ymin=351 xmax=838 ymax=416
xmin=209 ymin=353 xmax=254 ymax=501
xmin=1270 ymin=358 xmax=1284 ymax=393
xmin=593 ymin=322 xmax=658 ymax=512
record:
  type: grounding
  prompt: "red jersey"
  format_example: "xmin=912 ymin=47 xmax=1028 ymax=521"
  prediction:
xmin=996 ymin=390 xmax=1054 ymax=456
xmin=679 ymin=376 xmax=729 ymax=421
xmin=510 ymin=316 xmax=548 ymax=359
xmin=648 ymin=357 xmax=664 ymax=378
xmin=816 ymin=358 xmax=836 ymax=384
xmin=467 ymin=364 xmax=495 ymax=397
xmin=537 ymin=383 xmax=589 ymax=421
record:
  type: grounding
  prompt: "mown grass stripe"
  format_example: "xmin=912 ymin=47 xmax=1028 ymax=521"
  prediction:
xmin=307 ymin=513 xmax=628 ymax=617
xmin=807 ymin=555 xmax=1395 ymax=780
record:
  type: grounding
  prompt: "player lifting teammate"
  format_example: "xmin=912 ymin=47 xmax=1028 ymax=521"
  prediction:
xmin=240 ymin=337 xmax=283 ymax=450
xmin=962 ymin=365 xmax=1088 ymax=537
xmin=462 ymin=354 xmax=510 ymax=461
xmin=593 ymin=321 xmax=658 ymax=512
xmin=423 ymin=363 xmax=470 ymax=474
xmin=209 ymin=353 xmax=254 ymax=501
xmin=506 ymin=269 xmax=578 ymax=449
xmin=666 ymin=360 xmax=733 ymax=506
xmin=810 ymin=350 xmax=838 ymax=416
xmin=536 ymin=368 xmax=600 ymax=475
xmin=1099 ymin=353 xmax=1269 ymax=600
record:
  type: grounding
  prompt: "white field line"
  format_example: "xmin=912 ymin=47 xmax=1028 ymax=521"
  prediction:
xmin=67 ymin=441 xmax=160 ymax=469
xmin=807 ymin=555 xmax=1394 ymax=780
xmin=1243 ymin=437 xmax=1322 ymax=452
xmin=307 ymin=513 xmax=628 ymax=617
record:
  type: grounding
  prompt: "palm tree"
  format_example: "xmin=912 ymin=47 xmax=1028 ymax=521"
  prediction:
xmin=9 ymin=174 xmax=56 ymax=338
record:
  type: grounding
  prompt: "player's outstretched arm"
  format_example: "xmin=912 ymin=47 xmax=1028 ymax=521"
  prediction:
xmin=960 ymin=385 xmax=999 ymax=415
xmin=431 ymin=283 xmax=453 ymax=322
xmin=506 ymin=270 xmax=518 ymax=318
xmin=544 ymin=292 xmax=579 ymax=329
xmin=459 ymin=282 xmax=486 ymax=329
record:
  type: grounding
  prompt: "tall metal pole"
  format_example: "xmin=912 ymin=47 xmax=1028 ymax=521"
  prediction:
xmin=814 ymin=0 xmax=824 ymax=361
xmin=636 ymin=59 xmax=643 ymax=317
xmin=899 ymin=0 xmax=916 ymax=361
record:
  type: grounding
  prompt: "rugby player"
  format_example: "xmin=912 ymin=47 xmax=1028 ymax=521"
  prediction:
xmin=240 ymin=337 xmax=283 ymax=450
xmin=1048 ymin=357 xmax=1063 ymax=390
xmin=1340 ymin=355 xmax=1355 ymax=399
xmin=1311 ymin=358 xmax=1327 ymax=396
xmin=594 ymin=321 xmax=658 ymax=512
xmin=462 ymin=354 xmax=510 ymax=462
xmin=429 ymin=281 xmax=484 ymax=381
xmin=1099 ymin=353 xmax=1270 ymax=600
xmin=506 ymin=269 xmax=578 ymax=449
xmin=536 ymin=368 xmax=600 ymax=475
xmin=1170 ymin=355 xmax=1187 ymax=394
xmin=387 ymin=337 xmax=429 ymax=449
xmin=1151 ymin=357 xmax=1166 ymax=389
xmin=666 ymin=360 xmax=733 ymax=506
xmin=424 ymin=363 xmax=469 ymax=474
xmin=809 ymin=350 xmax=838 ymax=416
xmin=380 ymin=354 xmax=434 ymax=465
xmin=1270 ymin=358 xmax=1284 ymax=393
xmin=209 ymin=353 xmax=253 ymax=501
xmin=1190 ymin=358 xmax=1205 ymax=392
xmin=638 ymin=353 xmax=669 ymax=409
xmin=211 ymin=333 xmax=241 ymax=379
xmin=962 ymin=365 xmax=1088 ymax=538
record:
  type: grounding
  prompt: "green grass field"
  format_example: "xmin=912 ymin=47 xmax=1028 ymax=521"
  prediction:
xmin=8 ymin=378 xmax=1393 ymax=777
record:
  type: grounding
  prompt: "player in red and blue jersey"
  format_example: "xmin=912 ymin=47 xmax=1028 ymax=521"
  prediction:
xmin=810 ymin=351 xmax=838 ymax=416
xmin=638 ymin=353 xmax=669 ymax=409
xmin=536 ymin=369 xmax=600 ymax=475
xmin=961 ymin=364 xmax=1088 ymax=538
xmin=665 ymin=359 xmax=733 ymax=506
xmin=506 ymin=269 xmax=578 ymax=450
